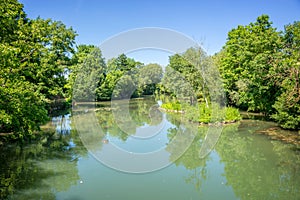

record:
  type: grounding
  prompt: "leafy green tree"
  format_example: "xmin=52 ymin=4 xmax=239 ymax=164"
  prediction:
xmin=218 ymin=15 xmax=283 ymax=115
xmin=65 ymin=45 xmax=96 ymax=101
xmin=162 ymin=47 xmax=223 ymax=107
xmin=97 ymin=70 xmax=124 ymax=100
xmin=0 ymin=0 xmax=26 ymax=43
xmin=161 ymin=65 xmax=193 ymax=100
xmin=68 ymin=45 xmax=106 ymax=102
xmin=97 ymin=54 xmax=142 ymax=100
xmin=0 ymin=82 xmax=48 ymax=137
xmin=164 ymin=47 xmax=205 ymax=105
xmin=112 ymin=73 xmax=137 ymax=99
xmin=0 ymin=0 xmax=76 ymax=139
xmin=137 ymin=63 xmax=163 ymax=96
xmin=1 ymin=15 xmax=76 ymax=100
xmin=106 ymin=54 xmax=141 ymax=73
xmin=272 ymin=21 xmax=300 ymax=129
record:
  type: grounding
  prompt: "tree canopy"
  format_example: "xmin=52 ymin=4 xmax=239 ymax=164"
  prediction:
xmin=215 ymin=15 xmax=300 ymax=129
xmin=1 ymin=0 xmax=300 ymax=143
xmin=0 ymin=0 xmax=76 ymax=139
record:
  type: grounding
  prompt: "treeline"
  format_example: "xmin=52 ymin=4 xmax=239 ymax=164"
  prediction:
xmin=68 ymin=46 xmax=162 ymax=102
xmin=214 ymin=15 xmax=300 ymax=129
xmin=0 ymin=0 xmax=163 ymax=140
xmin=1 ymin=0 xmax=299 ymax=141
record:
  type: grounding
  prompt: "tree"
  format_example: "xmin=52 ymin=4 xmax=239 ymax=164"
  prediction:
xmin=163 ymin=47 xmax=220 ymax=106
xmin=218 ymin=15 xmax=283 ymax=116
xmin=67 ymin=45 xmax=106 ymax=102
xmin=97 ymin=70 xmax=123 ymax=100
xmin=0 ymin=0 xmax=76 ymax=139
xmin=137 ymin=63 xmax=163 ymax=96
xmin=97 ymin=54 xmax=142 ymax=100
xmin=0 ymin=82 xmax=48 ymax=137
xmin=65 ymin=45 xmax=95 ymax=101
xmin=272 ymin=21 xmax=300 ymax=129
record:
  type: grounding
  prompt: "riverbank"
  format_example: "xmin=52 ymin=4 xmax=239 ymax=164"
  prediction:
xmin=1 ymin=99 xmax=299 ymax=147
xmin=159 ymin=104 xmax=300 ymax=145
xmin=238 ymin=112 xmax=300 ymax=145
xmin=255 ymin=126 xmax=300 ymax=146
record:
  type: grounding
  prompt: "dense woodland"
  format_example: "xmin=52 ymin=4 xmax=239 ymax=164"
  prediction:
xmin=1 ymin=0 xmax=300 ymax=142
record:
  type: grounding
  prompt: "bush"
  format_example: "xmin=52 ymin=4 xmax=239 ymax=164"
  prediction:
xmin=225 ymin=107 xmax=242 ymax=122
xmin=161 ymin=101 xmax=241 ymax=124
xmin=161 ymin=102 xmax=182 ymax=111
xmin=198 ymin=103 xmax=212 ymax=123
xmin=272 ymin=92 xmax=300 ymax=130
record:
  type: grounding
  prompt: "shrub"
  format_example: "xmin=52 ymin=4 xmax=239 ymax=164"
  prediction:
xmin=225 ymin=107 xmax=242 ymax=122
xmin=161 ymin=101 xmax=241 ymax=124
xmin=161 ymin=102 xmax=182 ymax=111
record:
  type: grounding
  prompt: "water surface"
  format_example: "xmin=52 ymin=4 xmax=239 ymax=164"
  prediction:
xmin=1 ymin=98 xmax=299 ymax=199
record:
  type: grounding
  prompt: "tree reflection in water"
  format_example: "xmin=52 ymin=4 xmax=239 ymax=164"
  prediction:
xmin=2 ymin=99 xmax=300 ymax=199
xmin=0 ymin=113 xmax=87 ymax=199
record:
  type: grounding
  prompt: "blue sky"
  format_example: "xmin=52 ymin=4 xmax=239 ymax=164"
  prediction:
xmin=20 ymin=0 xmax=300 ymax=65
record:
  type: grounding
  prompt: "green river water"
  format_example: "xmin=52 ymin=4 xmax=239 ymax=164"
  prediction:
xmin=1 ymin=98 xmax=300 ymax=200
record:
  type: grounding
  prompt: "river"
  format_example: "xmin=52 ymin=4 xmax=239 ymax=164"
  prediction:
xmin=1 ymin=97 xmax=299 ymax=199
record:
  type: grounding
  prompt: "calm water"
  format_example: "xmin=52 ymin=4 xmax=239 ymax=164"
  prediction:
xmin=1 ymin=98 xmax=300 ymax=200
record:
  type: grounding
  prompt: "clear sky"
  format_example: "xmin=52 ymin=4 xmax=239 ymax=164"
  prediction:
xmin=19 ymin=0 xmax=300 ymax=65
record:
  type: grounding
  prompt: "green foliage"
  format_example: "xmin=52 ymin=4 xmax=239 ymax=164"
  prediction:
xmin=271 ymin=21 xmax=300 ymax=129
xmin=272 ymin=94 xmax=300 ymax=129
xmin=188 ymin=103 xmax=241 ymax=123
xmin=216 ymin=14 xmax=300 ymax=129
xmin=161 ymin=47 xmax=210 ymax=105
xmin=137 ymin=63 xmax=163 ymax=96
xmin=225 ymin=107 xmax=242 ymax=122
xmin=198 ymin=103 xmax=213 ymax=123
xmin=160 ymin=66 xmax=193 ymax=99
xmin=71 ymin=46 xmax=106 ymax=102
xmin=0 ymin=0 xmax=76 ymax=140
xmin=184 ymin=103 xmax=212 ymax=123
xmin=97 ymin=54 xmax=140 ymax=100
xmin=161 ymin=102 xmax=182 ymax=111
xmin=65 ymin=45 xmax=97 ymax=101
xmin=0 ymin=82 xmax=48 ymax=137
xmin=161 ymin=100 xmax=241 ymax=124
xmin=97 ymin=54 xmax=163 ymax=100
xmin=218 ymin=15 xmax=283 ymax=115
xmin=97 ymin=70 xmax=123 ymax=100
